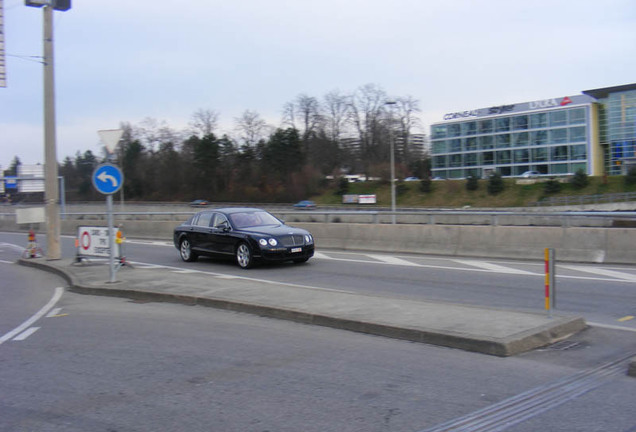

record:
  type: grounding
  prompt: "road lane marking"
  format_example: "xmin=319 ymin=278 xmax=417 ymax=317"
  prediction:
xmin=46 ymin=307 xmax=63 ymax=318
xmin=0 ymin=287 xmax=64 ymax=345
xmin=454 ymin=259 xmax=535 ymax=275
xmin=367 ymin=254 xmax=421 ymax=267
xmin=588 ymin=321 xmax=636 ymax=333
xmin=560 ymin=265 xmax=636 ymax=282
xmin=618 ymin=315 xmax=634 ymax=322
xmin=12 ymin=327 xmax=40 ymax=341
xmin=312 ymin=252 xmax=332 ymax=260
xmin=0 ymin=259 xmax=14 ymax=264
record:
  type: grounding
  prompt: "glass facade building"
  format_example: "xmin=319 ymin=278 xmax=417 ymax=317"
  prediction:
xmin=583 ymin=84 xmax=636 ymax=175
xmin=430 ymin=83 xmax=636 ymax=179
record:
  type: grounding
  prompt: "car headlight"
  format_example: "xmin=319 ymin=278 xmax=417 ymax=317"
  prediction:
xmin=305 ymin=234 xmax=313 ymax=244
xmin=259 ymin=238 xmax=278 ymax=247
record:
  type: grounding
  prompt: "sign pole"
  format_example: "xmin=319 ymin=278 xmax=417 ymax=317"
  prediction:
xmin=107 ymin=194 xmax=115 ymax=283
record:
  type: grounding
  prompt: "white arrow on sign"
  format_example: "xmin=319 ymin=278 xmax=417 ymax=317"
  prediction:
xmin=97 ymin=171 xmax=119 ymax=187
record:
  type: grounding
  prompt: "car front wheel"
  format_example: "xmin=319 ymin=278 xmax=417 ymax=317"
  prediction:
xmin=236 ymin=242 xmax=253 ymax=269
xmin=179 ymin=238 xmax=197 ymax=262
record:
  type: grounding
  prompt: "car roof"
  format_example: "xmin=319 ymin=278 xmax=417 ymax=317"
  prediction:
xmin=197 ymin=207 xmax=265 ymax=215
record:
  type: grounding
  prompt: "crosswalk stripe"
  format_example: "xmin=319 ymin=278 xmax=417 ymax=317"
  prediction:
xmin=454 ymin=260 xmax=535 ymax=275
xmin=560 ymin=265 xmax=636 ymax=282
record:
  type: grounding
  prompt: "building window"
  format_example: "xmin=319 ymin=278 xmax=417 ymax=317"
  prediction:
xmin=479 ymin=119 xmax=493 ymax=134
xmin=495 ymin=134 xmax=510 ymax=148
xmin=464 ymin=137 xmax=477 ymax=151
xmin=496 ymin=150 xmax=511 ymax=164
xmin=449 ymin=154 xmax=463 ymax=167
xmin=569 ymin=126 xmax=586 ymax=142
xmin=513 ymin=115 xmax=528 ymax=130
xmin=465 ymin=153 xmax=478 ymax=166
xmin=479 ymin=135 xmax=494 ymax=149
xmin=551 ymin=163 xmax=569 ymax=174
xmin=482 ymin=152 xmax=494 ymax=165
xmin=550 ymin=128 xmax=568 ymax=144
xmin=514 ymin=149 xmax=529 ymax=163
xmin=570 ymin=144 xmax=587 ymax=160
xmin=531 ymin=130 xmax=548 ymax=145
xmin=495 ymin=117 xmax=510 ymax=132
xmin=551 ymin=146 xmax=569 ymax=161
xmin=462 ymin=122 xmax=476 ymax=136
xmin=531 ymin=113 xmax=548 ymax=129
xmin=550 ymin=110 xmax=568 ymax=127
xmin=449 ymin=139 xmax=461 ymax=153
xmin=513 ymin=132 xmax=529 ymax=147
xmin=448 ymin=123 xmax=461 ymax=138
xmin=432 ymin=141 xmax=446 ymax=153
xmin=569 ymin=108 xmax=586 ymax=124
xmin=433 ymin=155 xmax=447 ymax=168
xmin=432 ymin=125 xmax=447 ymax=139
xmin=532 ymin=147 xmax=547 ymax=162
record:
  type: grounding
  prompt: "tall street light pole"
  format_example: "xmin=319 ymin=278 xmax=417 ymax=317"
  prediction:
xmin=26 ymin=0 xmax=71 ymax=260
xmin=43 ymin=4 xmax=60 ymax=259
xmin=385 ymin=100 xmax=397 ymax=224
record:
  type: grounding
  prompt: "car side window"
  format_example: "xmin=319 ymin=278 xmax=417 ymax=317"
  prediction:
xmin=195 ymin=212 xmax=213 ymax=228
xmin=213 ymin=213 xmax=230 ymax=229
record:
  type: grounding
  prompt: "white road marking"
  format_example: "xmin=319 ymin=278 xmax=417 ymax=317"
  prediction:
xmin=0 ymin=287 xmax=64 ymax=345
xmin=560 ymin=265 xmax=636 ymax=282
xmin=0 ymin=259 xmax=14 ymax=264
xmin=12 ymin=327 xmax=40 ymax=341
xmin=454 ymin=259 xmax=535 ymax=275
xmin=588 ymin=321 xmax=636 ymax=333
xmin=367 ymin=254 xmax=421 ymax=267
xmin=46 ymin=308 xmax=63 ymax=318
xmin=312 ymin=252 xmax=332 ymax=260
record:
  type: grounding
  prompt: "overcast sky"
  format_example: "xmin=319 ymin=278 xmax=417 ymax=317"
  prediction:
xmin=1 ymin=0 xmax=635 ymax=170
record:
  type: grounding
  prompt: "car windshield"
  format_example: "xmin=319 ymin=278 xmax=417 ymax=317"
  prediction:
xmin=229 ymin=211 xmax=281 ymax=229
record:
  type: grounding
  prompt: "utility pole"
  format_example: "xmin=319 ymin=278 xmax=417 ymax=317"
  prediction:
xmin=25 ymin=0 xmax=71 ymax=260
xmin=43 ymin=4 xmax=60 ymax=259
xmin=385 ymin=100 xmax=397 ymax=224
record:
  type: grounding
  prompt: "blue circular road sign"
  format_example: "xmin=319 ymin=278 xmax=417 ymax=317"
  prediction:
xmin=92 ymin=163 xmax=124 ymax=195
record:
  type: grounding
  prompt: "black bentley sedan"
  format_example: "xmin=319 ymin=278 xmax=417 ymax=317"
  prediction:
xmin=173 ymin=207 xmax=315 ymax=269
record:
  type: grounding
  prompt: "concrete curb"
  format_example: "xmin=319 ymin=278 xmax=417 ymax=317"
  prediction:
xmin=18 ymin=258 xmax=586 ymax=357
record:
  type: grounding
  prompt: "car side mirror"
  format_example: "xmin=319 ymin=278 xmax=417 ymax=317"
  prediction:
xmin=215 ymin=221 xmax=230 ymax=232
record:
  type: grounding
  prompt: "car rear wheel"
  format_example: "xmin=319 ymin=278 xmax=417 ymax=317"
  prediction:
xmin=179 ymin=238 xmax=197 ymax=262
xmin=236 ymin=242 xmax=253 ymax=269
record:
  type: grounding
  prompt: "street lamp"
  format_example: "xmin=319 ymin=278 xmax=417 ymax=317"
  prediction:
xmin=25 ymin=0 xmax=72 ymax=260
xmin=385 ymin=100 xmax=397 ymax=224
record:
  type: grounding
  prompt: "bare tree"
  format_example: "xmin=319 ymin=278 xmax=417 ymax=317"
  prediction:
xmin=234 ymin=110 xmax=270 ymax=148
xmin=323 ymin=90 xmax=349 ymax=144
xmin=189 ymin=108 xmax=219 ymax=137
xmin=394 ymin=96 xmax=422 ymax=165
xmin=348 ymin=83 xmax=388 ymax=176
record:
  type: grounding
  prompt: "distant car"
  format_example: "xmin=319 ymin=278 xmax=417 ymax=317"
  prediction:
xmin=189 ymin=199 xmax=209 ymax=207
xmin=431 ymin=176 xmax=445 ymax=181
xmin=174 ymin=207 xmax=315 ymax=269
xmin=404 ymin=177 xmax=420 ymax=182
xmin=293 ymin=200 xmax=316 ymax=209
xmin=520 ymin=171 xmax=540 ymax=178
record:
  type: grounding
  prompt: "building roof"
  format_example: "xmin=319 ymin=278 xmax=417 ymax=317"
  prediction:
xmin=582 ymin=83 xmax=636 ymax=99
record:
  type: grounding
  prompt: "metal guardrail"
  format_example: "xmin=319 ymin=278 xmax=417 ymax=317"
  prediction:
xmin=534 ymin=192 xmax=636 ymax=207
xmin=3 ymin=210 xmax=635 ymax=228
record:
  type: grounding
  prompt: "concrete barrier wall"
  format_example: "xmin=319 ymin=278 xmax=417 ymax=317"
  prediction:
xmin=2 ymin=218 xmax=634 ymax=264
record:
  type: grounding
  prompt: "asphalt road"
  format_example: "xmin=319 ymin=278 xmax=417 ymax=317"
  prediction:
xmin=1 ymin=232 xmax=635 ymax=431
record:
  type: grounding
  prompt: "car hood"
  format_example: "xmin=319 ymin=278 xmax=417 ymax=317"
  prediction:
xmin=237 ymin=225 xmax=309 ymax=237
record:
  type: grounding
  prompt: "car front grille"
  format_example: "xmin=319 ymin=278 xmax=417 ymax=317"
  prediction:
xmin=280 ymin=235 xmax=305 ymax=247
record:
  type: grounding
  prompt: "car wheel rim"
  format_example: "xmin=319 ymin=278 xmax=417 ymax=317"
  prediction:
xmin=237 ymin=244 xmax=250 ymax=268
xmin=180 ymin=240 xmax=191 ymax=260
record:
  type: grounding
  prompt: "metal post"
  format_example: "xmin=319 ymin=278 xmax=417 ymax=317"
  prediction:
xmin=385 ymin=101 xmax=397 ymax=224
xmin=549 ymin=248 xmax=556 ymax=310
xmin=43 ymin=5 xmax=61 ymax=260
xmin=544 ymin=248 xmax=556 ymax=317
xmin=107 ymin=194 xmax=116 ymax=283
